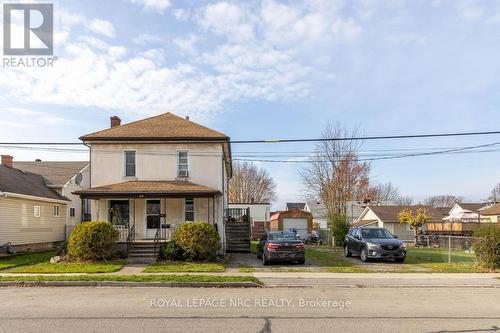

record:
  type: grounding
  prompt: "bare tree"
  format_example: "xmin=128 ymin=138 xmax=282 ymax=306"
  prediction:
xmin=369 ymin=182 xmax=401 ymax=202
xmin=423 ymin=195 xmax=463 ymax=208
xmin=228 ymin=161 xmax=277 ymax=203
xmin=301 ymin=123 xmax=371 ymax=217
xmin=490 ymin=183 xmax=500 ymax=203
xmin=394 ymin=195 xmax=414 ymax=206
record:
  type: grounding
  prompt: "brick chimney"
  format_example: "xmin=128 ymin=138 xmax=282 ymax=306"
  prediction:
xmin=1 ymin=155 xmax=13 ymax=168
xmin=110 ymin=116 xmax=121 ymax=128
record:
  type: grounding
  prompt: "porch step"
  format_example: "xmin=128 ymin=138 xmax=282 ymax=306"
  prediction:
xmin=226 ymin=222 xmax=251 ymax=253
xmin=127 ymin=242 xmax=161 ymax=263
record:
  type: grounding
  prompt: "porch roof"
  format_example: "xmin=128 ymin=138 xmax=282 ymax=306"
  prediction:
xmin=73 ymin=180 xmax=220 ymax=198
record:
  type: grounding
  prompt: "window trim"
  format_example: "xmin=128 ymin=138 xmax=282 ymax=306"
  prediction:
xmin=123 ymin=150 xmax=137 ymax=178
xmin=184 ymin=197 xmax=195 ymax=222
xmin=34 ymin=205 xmax=41 ymax=218
xmin=177 ymin=150 xmax=190 ymax=178
xmin=53 ymin=204 xmax=60 ymax=217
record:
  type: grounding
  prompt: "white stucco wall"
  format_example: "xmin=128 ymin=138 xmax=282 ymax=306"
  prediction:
xmin=89 ymin=143 xmax=224 ymax=191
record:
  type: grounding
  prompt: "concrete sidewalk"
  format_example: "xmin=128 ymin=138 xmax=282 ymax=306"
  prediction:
xmin=1 ymin=265 xmax=499 ymax=288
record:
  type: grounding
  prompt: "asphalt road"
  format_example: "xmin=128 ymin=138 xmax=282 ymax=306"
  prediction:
xmin=0 ymin=287 xmax=499 ymax=333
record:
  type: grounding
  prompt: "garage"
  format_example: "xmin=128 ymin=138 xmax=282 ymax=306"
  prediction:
xmin=282 ymin=218 xmax=309 ymax=238
xmin=269 ymin=209 xmax=313 ymax=239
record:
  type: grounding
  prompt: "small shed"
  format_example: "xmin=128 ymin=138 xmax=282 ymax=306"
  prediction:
xmin=269 ymin=209 xmax=313 ymax=238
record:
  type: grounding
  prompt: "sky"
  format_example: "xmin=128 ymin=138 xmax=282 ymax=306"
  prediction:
xmin=0 ymin=0 xmax=499 ymax=210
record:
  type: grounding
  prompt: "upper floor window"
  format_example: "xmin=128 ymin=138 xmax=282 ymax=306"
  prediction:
xmin=124 ymin=151 xmax=136 ymax=177
xmin=178 ymin=151 xmax=189 ymax=178
xmin=69 ymin=207 xmax=76 ymax=218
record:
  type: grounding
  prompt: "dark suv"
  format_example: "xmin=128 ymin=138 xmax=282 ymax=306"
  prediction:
xmin=344 ymin=227 xmax=406 ymax=262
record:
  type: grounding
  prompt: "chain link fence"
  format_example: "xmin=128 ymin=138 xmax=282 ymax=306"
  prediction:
xmin=414 ymin=234 xmax=477 ymax=264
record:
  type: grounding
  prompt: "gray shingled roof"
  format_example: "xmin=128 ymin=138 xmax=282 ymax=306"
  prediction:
xmin=13 ymin=161 xmax=88 ymax=187
xmin=0 ymin=166 xmax=69 ymax=201
xmin=286 ymin=202 xmax=305 ymax=210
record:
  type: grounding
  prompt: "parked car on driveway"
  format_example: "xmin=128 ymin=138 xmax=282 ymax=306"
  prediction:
xmin=303 ymin=231 xmax=322 ymax=245
xmin=257 ymin=231 xmax=305 ymax=265
xmin=344 ymin=227 xmax=406 ymax=262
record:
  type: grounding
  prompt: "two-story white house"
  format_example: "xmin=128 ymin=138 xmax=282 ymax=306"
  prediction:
xmin=74 ymin=113 xmax=232 ymax=254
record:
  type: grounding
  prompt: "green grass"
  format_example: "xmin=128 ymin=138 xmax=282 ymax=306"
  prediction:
xmin=250 ymin=241 xmax=258 ymax=254
xmin=144 ymin=262 xmax=225 ymax=273
xmin=406 ymin=248 xmax=476 ymax=264
xmin=0 ymin=274 xmax=260 ymax=284
xmin=0 ymin=251 xmax=55 ymax=271
xmin=305 ymin=248 xmax=370 ymax=273
xmin=238 ymin=264 xmax=256 ymax=273
xmin=8 ymin=261 xmax=125 ymax=274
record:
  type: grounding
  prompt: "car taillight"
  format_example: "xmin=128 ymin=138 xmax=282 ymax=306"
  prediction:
xmin=266 ymin=243 xmax=280 ymax=249
xmin=294 ymin=243 xmax=304 ymax=249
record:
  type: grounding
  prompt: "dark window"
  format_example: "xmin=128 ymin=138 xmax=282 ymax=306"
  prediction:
xmin=125 ymin=151 xmax=136 ymax=177
xmin=185 ymin=198 xmax=194 ymax=222
xmin=83 ymin=199 xmax=91 ymax=221
xmin=109 ymin=200 xmax=129 ymax=226
xmin=146 ymin=200 xmax=161 ymax=229
xmin=69 ymin=207 xmax=76 ymax=218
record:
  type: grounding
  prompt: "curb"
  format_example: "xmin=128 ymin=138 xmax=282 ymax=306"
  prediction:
xmin=0 ymin=281 xmax=262 ymax=288
xmin=263 ymin=284 xmax=500 ymax=288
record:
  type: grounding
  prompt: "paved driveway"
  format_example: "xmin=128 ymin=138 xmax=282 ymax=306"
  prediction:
xmin=227 ymin=253 xmax=320 ymax=271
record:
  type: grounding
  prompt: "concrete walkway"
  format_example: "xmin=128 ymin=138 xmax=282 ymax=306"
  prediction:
xmin=1 ymin=264 xmax=499 ymax=288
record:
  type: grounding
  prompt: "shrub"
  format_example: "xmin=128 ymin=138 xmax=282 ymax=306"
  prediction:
xmin=472 ymin=226 xmax=500 ymax=270
xmin=159 ymin=240 xmax=185 ymax=261
xmin=330 ymin=214 xmax=350 ymax=247
xmin=57 ymin=241 xmax=68 ymax=256
xmin=172 ymin=222 xmax=220 ymax=261
xmin=67 ymin=221 xmax=119 ymax=261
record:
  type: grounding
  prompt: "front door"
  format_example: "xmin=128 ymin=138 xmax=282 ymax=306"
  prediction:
xmin=144 ymin=200 xmax=161 ymax=239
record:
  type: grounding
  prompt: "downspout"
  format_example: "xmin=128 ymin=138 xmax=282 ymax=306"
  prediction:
xmin=83 ymin=141 xmax=91 ymax=223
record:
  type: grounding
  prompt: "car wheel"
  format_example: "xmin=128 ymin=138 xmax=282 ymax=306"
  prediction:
xmin=298 ymin=259 xmax=305 ymax=265
xmin=344 ymin=245 xmax=352 ymax=257
xmin=262 ymin=254 xmax=269 ymax=266
xmin=360 ymin=247 xmax=369 ymax=262
xmin=395 ymin=258 xmax=405 ymax=263
xmin=257 ymin=252 xmax=262 ymax=259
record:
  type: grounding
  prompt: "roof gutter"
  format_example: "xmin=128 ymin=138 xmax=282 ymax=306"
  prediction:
xmin=1 ymin=191 xmax=70 ymax=204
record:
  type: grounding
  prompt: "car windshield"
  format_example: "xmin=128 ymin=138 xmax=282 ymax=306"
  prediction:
xmin=269 ymin=232 xmax=296 ymax=240
xmin=361 ymin=228 xmax=394 ymax=239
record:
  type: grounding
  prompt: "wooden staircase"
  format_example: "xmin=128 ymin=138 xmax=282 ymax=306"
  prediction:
xmin=127 ymin=242 xmax=159 ymax=263
xmin=225 ymin=222 xmax=251 ymax=252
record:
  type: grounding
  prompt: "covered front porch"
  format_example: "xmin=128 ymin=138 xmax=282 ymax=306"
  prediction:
xmin=74 ymin=181 xmax=223 ymax=246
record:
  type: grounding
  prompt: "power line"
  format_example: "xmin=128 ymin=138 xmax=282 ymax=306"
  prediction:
xmin=1 ymin=129 xmax=500 ymax=146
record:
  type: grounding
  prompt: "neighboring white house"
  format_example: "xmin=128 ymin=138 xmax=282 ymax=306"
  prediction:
xmin=13 ymin=160 xmax=90 ymax=227
xmin=74 ymin=113 xmax=232 ymax=250
xmin=0 ymin=155 xmax=70 ymax=252
xmin=354 ymin=205 xmax=443 ymax=241
xmin=445 ymin=202 xmax=489 ymax=222
xmin=228 ymin=202 xmax=270 ymax=239
xmin=304 ymin=200 xmax=328 ymax=229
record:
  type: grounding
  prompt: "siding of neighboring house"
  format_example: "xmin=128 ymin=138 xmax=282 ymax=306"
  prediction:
xmin=383 ymin=222 xmax=414 ymax=241
xmin=0 ymin=196 xmax=67 ymax=248
xmin=62 ymin=165 xmax=90 ymax=226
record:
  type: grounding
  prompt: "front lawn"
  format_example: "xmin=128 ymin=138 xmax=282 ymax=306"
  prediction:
xmin=0 ymin=274 xmax=260 ymax=284
xmin=8 ymin=261 xmax=125 ymax=274
xmin=0 ymin=251 xmax=55 ymax=271
xmin=305 ymin=248 xmax=370 ymax=273
xmin=406 ymin=248 xmax=475 ymax=264
xmin=144 ymin=262 xmax=225 ymax=273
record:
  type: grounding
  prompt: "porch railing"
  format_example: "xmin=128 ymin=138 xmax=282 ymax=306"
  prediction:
xmin=126 ymin=224 xmax=135 ymax=253
xmin=154 ymin=225 xmax=169 ymax=257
